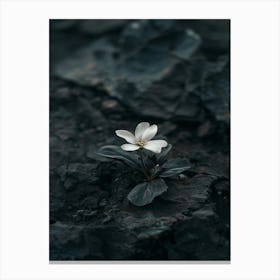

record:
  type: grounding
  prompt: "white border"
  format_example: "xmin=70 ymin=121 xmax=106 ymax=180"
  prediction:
xmin=1 ymin=0 xmax=279 ymax=279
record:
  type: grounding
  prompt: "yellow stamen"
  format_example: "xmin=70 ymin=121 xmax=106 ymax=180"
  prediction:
xmin=136 ymin=140 xmax=146 ymax=147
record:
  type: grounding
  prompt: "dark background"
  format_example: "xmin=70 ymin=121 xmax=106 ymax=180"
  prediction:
xmin=50 ymin=19 xmax=230 ymax=260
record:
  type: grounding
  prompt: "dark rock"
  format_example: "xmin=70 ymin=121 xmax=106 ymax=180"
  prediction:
xmin=73 ymin=209 xmax=98 ymax=222
xmin=197 ymin=121 xmax=214 ymax=137
xmin=50 ymin=222 xmax=136 ymax=260
xmin=158 ymin=121 xmax=177 ymax=136
xmin=161 ymin=175 xmax=216 ymax=208
xmin=55 ymin=28 xmax=203 ymax=121
xmin=80 ymin=196 xmax=100 ymax=210
xmin=78 ymin=20 xmax=127 ymax=35
xmin=197 ymin=56 xmax=230 ymax=124
xmin=213 ymin=180 xmax=230 ymax=194
xmin=98 ymin=198 xmax=108 ymax=208
xmin=50 ymin=172 xmax=229 ymax=260
xmin=57 ymin=163 xmax=99 ymax=191
xmin=164 ymin=207 xmax=229 ymax=260
xmin=50 ymin=20 xmax=230 ymax=261
xmin=102 ymin=99 xmax=118 ymax=110
xmin=181 ymin=20 xmax=230 ymax=57
xmin=171 ymin=29 xmax=201 ymax=60
xmin=119 ymin=20 xmax=159 ymax=50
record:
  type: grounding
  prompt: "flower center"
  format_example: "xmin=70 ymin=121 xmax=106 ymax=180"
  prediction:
xmin=136 ymin=139 xmax=146 ymax=147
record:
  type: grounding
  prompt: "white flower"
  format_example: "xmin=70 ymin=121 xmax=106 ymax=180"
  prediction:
xmin=115 ymin=122 xmax=168 ymax=153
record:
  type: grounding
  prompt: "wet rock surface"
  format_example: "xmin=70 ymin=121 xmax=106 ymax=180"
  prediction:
xmin=50 ymin=19 xmax=230 ymax=260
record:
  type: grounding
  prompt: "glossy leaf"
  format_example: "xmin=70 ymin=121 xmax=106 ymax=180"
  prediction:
xmin=156 ymin=144 xmax=172 ymax=165
xmin=139 ymin=149 xmax=157 ymax=170
xmin=160 ymin=158 xmax=191 ymax=178
xmin=87 ymin=145 xmax=111 ymax=162
xmin=127 ymin=178 xmax=168 ymax=206
xmin=96 ymin=145 xmax=141 ymax=169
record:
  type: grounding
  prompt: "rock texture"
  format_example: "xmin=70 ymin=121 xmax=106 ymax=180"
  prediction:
xmin=50 ymin=19 xmax=230 ymax=260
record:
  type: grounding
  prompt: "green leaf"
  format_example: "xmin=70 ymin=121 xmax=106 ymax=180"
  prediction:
xmin=156 ymin=144 xmax=172 ymax=165
xmin=139 ymin=149 xmax=157 ymax=169
xmin=96 ymin=145 xmax=141 ymax=169
xmin=160 ymin=158 xmax=191 ymax=178
xmin=127 ymin=178 xmax=168 ymax=206
xmin=87 ymin=145 xmax=111 ymax=162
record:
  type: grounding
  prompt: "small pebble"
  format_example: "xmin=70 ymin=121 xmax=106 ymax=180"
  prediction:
xmin=102 ymin=99 xmax=118 ymax=110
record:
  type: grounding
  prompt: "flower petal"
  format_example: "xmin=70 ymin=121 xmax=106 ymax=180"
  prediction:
xmin=121 ymin=144 xmax=140 ymax=151
xmin=135 ymin=122 xmax=150 ymax=139
xmin=141 ymin=124 xmax=158 ymax=141
xmin=144 ymin=140 xmax=168 ymax=153
xmin=115 ymin=130 xmax=136 ymax=144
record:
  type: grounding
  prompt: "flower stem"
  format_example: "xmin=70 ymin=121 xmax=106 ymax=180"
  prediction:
xmin=138 ymin=149 xmax=151 ymax=180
